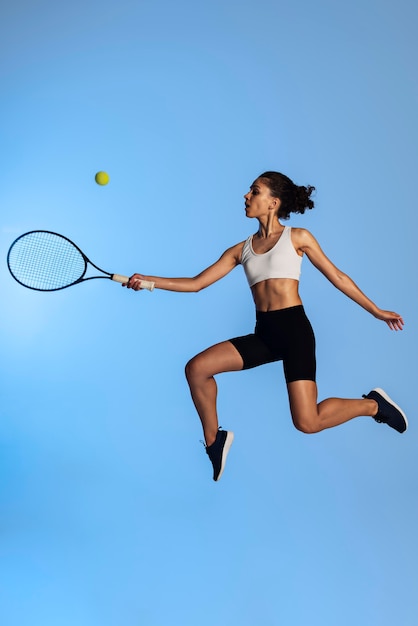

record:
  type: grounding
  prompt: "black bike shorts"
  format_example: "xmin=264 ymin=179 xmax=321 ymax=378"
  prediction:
xmin=229 ymin=305 xmax=316 ymax=383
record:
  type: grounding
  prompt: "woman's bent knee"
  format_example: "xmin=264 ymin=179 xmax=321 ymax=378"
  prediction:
xmin=185 ymin=354 xmax=210 ymax=383
xmin=292 ymin=414 xmax=322 ymax=434
xmin=185 ymin=357 xmax=199 ymax=382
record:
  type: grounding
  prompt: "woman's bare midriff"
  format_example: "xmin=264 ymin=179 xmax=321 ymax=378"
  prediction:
xmin=251 ymin=278 xmax=303 ymax=312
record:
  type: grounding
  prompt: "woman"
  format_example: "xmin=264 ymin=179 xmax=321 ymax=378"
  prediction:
xmin=126 ymin=171 xmax=407 ymax=481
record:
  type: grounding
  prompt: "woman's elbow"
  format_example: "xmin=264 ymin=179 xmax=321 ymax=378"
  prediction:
xmin=331 ymin=270 xmax=349 ymax=287
xmin=191 ymin=277 xmax=206 ymax=292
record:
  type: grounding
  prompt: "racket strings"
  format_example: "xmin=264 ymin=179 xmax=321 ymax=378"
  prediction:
xmin=8 ymin=232 xmax=86 ymax=290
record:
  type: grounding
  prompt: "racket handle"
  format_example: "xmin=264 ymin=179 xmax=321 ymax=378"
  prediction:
xmin=112 ymin=274 xmax=155 ymax=291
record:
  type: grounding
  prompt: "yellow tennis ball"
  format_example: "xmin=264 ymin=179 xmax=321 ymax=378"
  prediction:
xmin=95 ymin=171 xmax=110 ymax=185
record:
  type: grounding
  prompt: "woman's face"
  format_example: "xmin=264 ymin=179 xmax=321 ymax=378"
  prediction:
xmin=244 ymin=178 xmax=280 ymax=219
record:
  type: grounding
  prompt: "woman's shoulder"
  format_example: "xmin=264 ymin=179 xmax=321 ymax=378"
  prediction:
xmin=230 ymin=235 xmax=253 ymax=249
xmin=289 ymin=226 xmax=313 ymax=241
xmin=289 ymin=227 xmax=318 ymax=252
xmin=222 ymin=239 xmax=247 ymax=262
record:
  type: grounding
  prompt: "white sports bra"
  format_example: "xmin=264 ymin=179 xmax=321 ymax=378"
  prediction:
xmin=241 ymin=226 xmax=302 ymax=287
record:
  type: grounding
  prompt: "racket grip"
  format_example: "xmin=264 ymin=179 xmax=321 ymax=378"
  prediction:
xmin=112 ymin=274 xmax=155 ymax=291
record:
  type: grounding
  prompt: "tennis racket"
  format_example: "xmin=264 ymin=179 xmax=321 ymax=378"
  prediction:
xmin=7 ymin=230 xmax=155 ymax=292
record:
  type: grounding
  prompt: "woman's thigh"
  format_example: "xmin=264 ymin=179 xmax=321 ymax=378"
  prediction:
xmin=286 ymin=379 xmax=319 ymax=431
xmin=186 ymin=340 xmax=244 ymax=378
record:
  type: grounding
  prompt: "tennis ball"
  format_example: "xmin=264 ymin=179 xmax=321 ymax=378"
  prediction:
xmin=95 ymin=171 xmax=110 ymax=185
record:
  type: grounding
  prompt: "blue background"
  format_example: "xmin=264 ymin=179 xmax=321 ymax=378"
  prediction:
xmin=1 ymin=1 xmax=417 ymax=624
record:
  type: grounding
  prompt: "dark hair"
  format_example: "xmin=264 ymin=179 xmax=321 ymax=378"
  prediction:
xmin=258 ymin=171 xmax=315 ymax=220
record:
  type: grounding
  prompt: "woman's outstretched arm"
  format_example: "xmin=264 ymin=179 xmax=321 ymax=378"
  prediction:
xmin=124 ymin=241 xmax=244 ymax=293
xmin=295 ymin=228 xmax=404 ymax=331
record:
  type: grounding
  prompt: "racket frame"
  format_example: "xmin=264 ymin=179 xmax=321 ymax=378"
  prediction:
xmin=7 ymin=230 xmax=154 ymax=292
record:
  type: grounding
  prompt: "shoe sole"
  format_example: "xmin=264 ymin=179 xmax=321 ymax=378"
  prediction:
xmin=216 ymin=431 xmax=234 ymax=481
xmin=373 ymin=387 xmax=408 ymax=431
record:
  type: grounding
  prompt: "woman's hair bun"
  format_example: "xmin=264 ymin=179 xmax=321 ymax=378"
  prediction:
xmin=258 ymin=171 xmax=315 ymax=220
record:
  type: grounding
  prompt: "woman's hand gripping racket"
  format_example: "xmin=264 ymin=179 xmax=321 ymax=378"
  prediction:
xmin=7 ymin=230 xmax=155 ymax=292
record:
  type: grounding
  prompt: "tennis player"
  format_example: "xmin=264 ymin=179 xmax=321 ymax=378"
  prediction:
xmin=126 ymin=171 xmax=407 ymax=481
